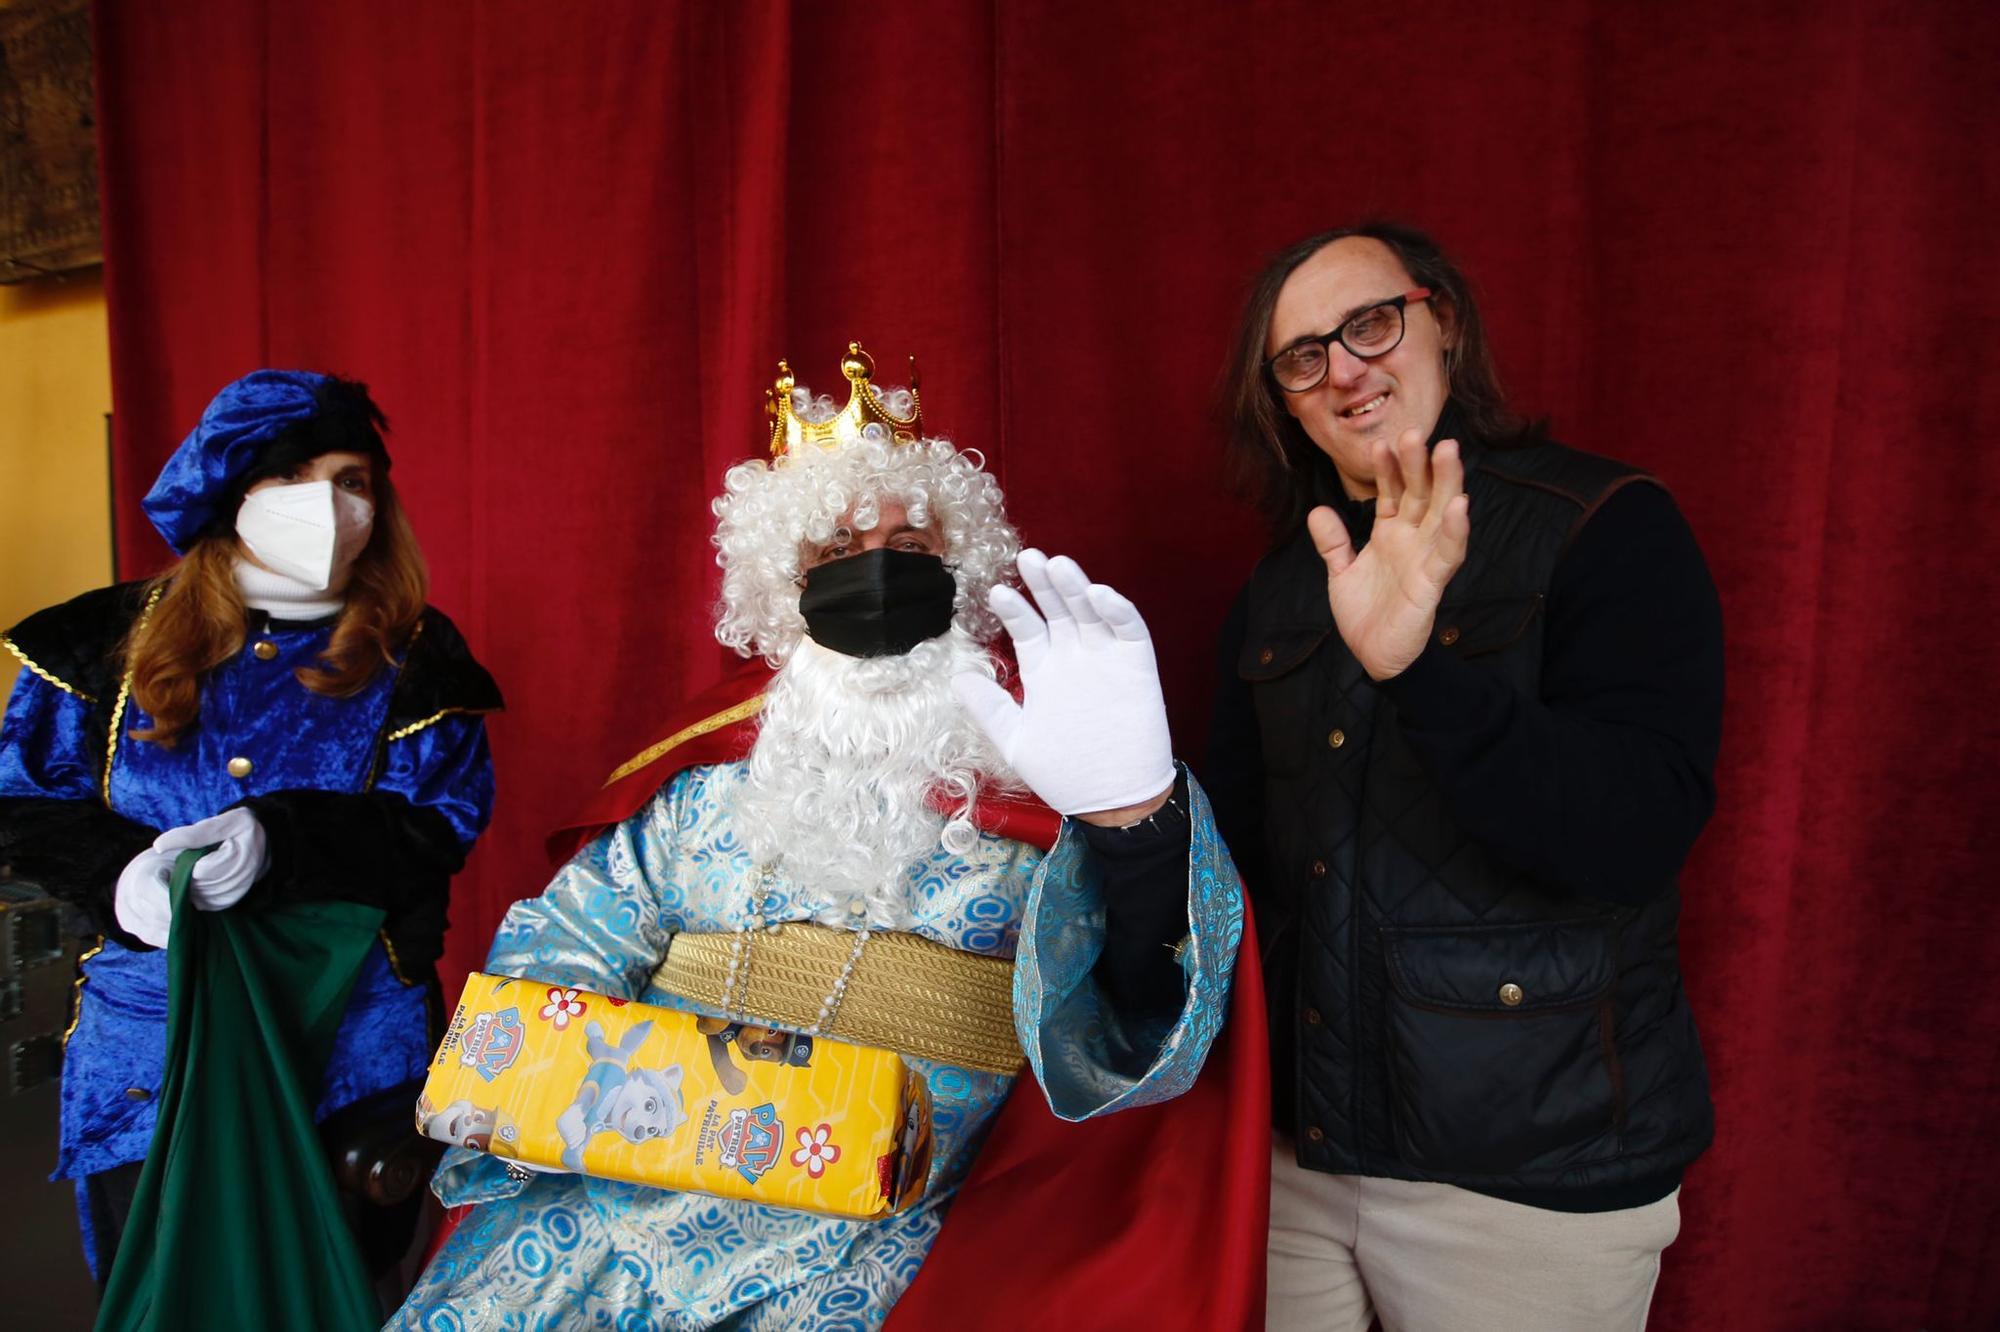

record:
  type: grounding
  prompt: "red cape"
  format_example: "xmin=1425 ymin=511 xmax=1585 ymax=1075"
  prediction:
xmin=509 ymin=663 xmax=1271 ymax=1328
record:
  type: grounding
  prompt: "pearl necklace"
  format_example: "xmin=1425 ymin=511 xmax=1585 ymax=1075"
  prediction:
xmin=720 ymin=862 xmax=871 ymax=1037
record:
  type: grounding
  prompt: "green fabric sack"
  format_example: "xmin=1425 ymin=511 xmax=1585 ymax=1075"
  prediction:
xmin=96 ymin=846 xmax=387 ymax=1331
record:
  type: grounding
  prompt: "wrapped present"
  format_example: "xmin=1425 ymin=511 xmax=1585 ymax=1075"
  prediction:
xmin=416 ymin=972 xmax=933 ymax=1220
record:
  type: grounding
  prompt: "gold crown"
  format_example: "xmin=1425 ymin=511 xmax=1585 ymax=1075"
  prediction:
xmin=766 ymin=341 xmax=923 ymax=457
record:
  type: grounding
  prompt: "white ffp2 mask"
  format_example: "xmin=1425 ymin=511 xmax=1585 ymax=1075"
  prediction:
xmin=235 ymin=481 xmax=375 ymax=591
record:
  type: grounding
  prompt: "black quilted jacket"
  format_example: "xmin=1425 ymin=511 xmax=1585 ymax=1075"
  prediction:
xmin=1207 ymin=421 xmax=1722 ymax=1212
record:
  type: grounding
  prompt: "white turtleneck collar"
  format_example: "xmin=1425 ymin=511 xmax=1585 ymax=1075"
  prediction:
xmin=233 ymin=559 xmax=345 ymax=622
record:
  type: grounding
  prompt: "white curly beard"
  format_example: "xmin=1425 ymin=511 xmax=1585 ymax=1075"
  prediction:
xmin=736 ymin=627 xmax=1016 ymax=929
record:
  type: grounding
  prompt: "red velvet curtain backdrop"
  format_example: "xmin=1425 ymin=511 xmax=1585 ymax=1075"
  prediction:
xmin=90 ymin=1 xmax=1995 ymax=1326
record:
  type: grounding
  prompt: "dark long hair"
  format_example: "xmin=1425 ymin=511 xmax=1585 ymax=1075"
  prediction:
xmin=1220 ymin=221 xmax=1526 ymax=540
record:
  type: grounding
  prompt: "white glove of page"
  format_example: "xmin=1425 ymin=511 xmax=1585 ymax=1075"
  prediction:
xmin=951 ymin=549 xmax=1175 ymax=816
xmin=153 ymin=806 xmax=269 ymax=911
xmin=114 ymin=848 xmax=176 ymax=948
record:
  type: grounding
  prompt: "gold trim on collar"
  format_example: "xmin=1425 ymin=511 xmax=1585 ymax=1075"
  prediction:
xmin=102 ymin=586 xmax=164 ymax=807
xmin=385 ymin=706 xmax=495 ymax=743
xmin=377 ymin=619 xmax=500 ymax=739
xmin=603 ymin=695 xmax=765 ymax=787
xmin=2 ymin=634 xmax=95 ymax=703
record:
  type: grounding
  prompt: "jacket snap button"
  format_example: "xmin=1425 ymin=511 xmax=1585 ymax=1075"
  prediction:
xmin=226 ymin=756 xmax=253 ymax=779
xmin=1439 ymin=625 xmax=1462 ymax=646
xmin=1258 ymin=647 xmax=1275 ymax=665
xmin=252 ymin=640 xmax=278 ymax=660
xmin=1498 ymin=982 xmax=1524 ymax=1007
xmin=1309 ymin=859 xmax=1327 ymax=878
xmin=1306 ymin=1126 xmax=1325 ymax=1143
xmin=1326 ymin=729 xmax=1346 ymax=749
xmin=124 ymin=1087 xmax=151 ymax=1102
xmin=1303 ymin=1007 xmax=1323 ymax=1026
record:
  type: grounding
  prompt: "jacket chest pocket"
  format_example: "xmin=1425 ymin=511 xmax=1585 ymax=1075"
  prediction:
xmin=1381 ymin=917 xmax=1626 ymax=1175
xmin=1240 ymin=628 xmax=1335 ymax=778
xmin=1430 ymin=593 xmax=1544 ymax=663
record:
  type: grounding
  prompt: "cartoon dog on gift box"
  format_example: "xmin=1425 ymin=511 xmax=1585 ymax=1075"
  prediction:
xmin=694 ymin=1016 xmax=815 ymax=1096
xmin=556 ymin=1019 xmax=689 ymax=1171
xmin=417 ymin=1092 xmax=503 ymax=1152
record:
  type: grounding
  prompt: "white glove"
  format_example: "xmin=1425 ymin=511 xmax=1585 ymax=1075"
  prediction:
xmin=114 ymin=848 xmax=176 ymax=948
xmin=951 ymin=549 xmax=1175 ymax=816
xmin=153 ymin=807 xmax=269 ymax=911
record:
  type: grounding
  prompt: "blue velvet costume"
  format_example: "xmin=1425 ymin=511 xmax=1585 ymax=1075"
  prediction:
xmin=389 ymin=760 xmax=1241 ymax=1330
xmin=1 ymin=366 xmax=501 ymax=1289
xmin=0 ymin=588 xmax=497 ymax=1276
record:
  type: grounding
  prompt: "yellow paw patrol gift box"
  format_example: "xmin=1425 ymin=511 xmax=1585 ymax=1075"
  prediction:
xmin=416 ymin=972 xmax=934 ymax=1220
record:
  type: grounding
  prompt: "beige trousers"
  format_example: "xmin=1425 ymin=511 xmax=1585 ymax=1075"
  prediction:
xmin=1266 ymin=1140 xmax=1681 ymax=1332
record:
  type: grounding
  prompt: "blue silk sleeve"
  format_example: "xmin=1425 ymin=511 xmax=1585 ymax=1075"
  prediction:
xmin=481 ymin=782 xmax=691 ymax=998
xmin=432 ymin=774 xmax=693 ymax=1206
xmin=1013 ymin=773 xmax=1242 ymax=1121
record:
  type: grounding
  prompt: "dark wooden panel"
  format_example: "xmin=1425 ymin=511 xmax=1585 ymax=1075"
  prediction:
xmin=0 ymin=0 xmax=99 ymax=284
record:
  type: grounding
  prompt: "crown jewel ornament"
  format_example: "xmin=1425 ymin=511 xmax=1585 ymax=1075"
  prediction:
xmin=766 ymin=341 xmax=923 ymax=457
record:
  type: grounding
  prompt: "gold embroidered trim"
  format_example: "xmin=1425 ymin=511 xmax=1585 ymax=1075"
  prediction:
xmin=363 ymin=618 xmax=428 ymax=791
xmin=2 ymin=634 xmax=95 ymax=703
xmin=604 ymin=695 xmax=765 ymax=787
xmin=102 ymin=587 xmax=164 ymax=806
xmin=379 ymin=620 xmax=503 ymax=742
xmin=385 ymin=706 xmax=495 ymax=743
xmin=63 ymin=938 xmax=105 ymax=1045
xmin=378 ymin=929 xmax=417 ymax=987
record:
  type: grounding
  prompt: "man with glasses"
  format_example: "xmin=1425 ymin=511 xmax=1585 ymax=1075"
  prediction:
xmin=1207 ymin=222 xmax=1723 ymax=1330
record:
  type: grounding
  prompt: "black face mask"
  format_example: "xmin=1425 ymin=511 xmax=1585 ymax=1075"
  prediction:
xmin=798 ymin=548 xmax=958 ymax=658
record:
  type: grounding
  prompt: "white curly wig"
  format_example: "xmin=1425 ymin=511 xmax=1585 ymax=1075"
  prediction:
xmin=711 ymin=411 xmax=1019 ymax=662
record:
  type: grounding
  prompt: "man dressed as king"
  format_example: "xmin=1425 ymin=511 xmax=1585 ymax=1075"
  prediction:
xmin=391 ymin=346 xmax=1260 ymax=1330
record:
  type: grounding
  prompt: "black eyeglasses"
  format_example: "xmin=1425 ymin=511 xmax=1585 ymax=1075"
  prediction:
xmin=1265 ymin=288 xmax=1433 ymax=393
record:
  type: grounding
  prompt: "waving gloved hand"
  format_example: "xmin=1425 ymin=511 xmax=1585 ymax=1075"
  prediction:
xmin=951 ymin=550 xmax=1175 ymax=823
xmin=114 ymin=848 xmax=176 ymax=947
xmin=153 ymin=806 xmax=269 ymax=911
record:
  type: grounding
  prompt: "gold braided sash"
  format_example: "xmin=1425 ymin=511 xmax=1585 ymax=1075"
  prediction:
xmin=650 ymin=924 xmax=1024 ymax=1076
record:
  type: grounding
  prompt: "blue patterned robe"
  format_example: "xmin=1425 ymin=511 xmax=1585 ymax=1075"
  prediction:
xmin=392 ymin=760 xmax=1240 ymax=1331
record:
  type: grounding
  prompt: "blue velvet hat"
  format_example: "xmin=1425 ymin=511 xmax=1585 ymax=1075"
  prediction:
xmin=141 ymin=369 xmax=337 ymax=553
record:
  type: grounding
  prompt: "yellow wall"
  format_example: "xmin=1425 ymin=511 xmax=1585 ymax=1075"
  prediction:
xmin=0 ymin=269 xmax=113 ymax=632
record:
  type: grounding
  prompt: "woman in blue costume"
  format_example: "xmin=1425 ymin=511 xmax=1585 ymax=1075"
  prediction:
xmin=0 ymin=371 xmax=500 ymax=1287
xmin=392 ymin=350 xmax=1242 ymax=1331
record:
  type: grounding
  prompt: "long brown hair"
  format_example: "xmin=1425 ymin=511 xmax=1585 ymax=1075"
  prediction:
xmin=1220 ymin=221 xmax=1527 ymax=541
xmin=123 ymin=469 xmax=428 ymax=745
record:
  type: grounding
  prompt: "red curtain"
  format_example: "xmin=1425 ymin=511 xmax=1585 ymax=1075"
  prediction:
xmin=91 ymin=1 xmax=1997 ymax=1326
